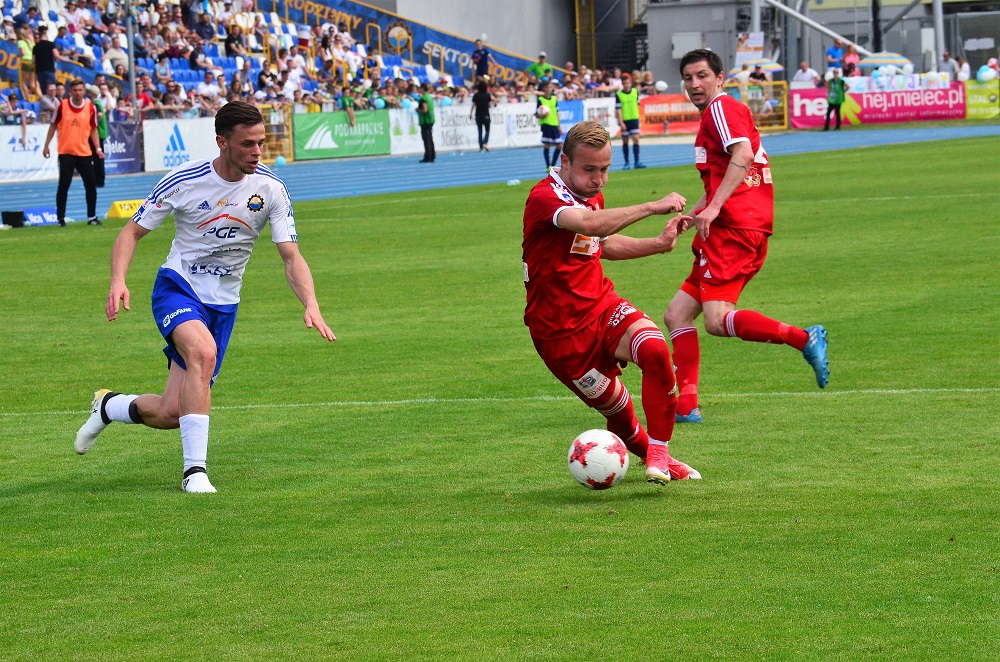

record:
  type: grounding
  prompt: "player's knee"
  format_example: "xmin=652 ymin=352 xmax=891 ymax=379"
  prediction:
xmin=183 ymin=344 xmax=217 ymax=376
xmin=664 ymin=305 xmax=693 ymax=331
xmin=703 ymin=315 xmax=727 ymax=337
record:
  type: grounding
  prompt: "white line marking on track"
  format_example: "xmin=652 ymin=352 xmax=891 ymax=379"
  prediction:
xmin=3 ymin=387 xmax=997 ymax=418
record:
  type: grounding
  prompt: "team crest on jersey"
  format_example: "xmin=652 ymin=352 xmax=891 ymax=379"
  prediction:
xmin=247 ymin=194 xmax=265 ymax=212
xmin=744 ymin=166 xmax=762 ymax=188
xmin=549 ymin=181 xmax=576 ymax=205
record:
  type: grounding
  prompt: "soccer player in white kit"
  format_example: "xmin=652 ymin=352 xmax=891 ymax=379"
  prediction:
xmin=74 ymin=101 xmax=336 ymax=493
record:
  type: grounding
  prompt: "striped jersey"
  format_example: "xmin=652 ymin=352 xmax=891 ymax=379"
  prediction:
xmin=695 ymin=92 xmax=774 ymax=234
xmin=132 ymin=159 xmax=296 ymax=306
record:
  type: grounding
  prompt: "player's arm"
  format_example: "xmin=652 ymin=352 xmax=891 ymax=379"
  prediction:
xmin=275 ymin=241 xmax=336 ymax=342
xmin=107 ymin=221 xmax=151 ymax=321
xmin=695 ymin=140 xmax=753 ymax=239
xmin=41 ymin=122 xmax=57 ymax=158
xmin=601 ymin=214 xmax=691 ymax=260
xmin=90 ymin=125 xmax=104 ymax=159
xmin=556 ymin=192 xmax=686 ymax=238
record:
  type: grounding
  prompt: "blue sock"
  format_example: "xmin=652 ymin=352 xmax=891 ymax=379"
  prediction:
xmin=633 ymin=143 xmax=640 ymax=163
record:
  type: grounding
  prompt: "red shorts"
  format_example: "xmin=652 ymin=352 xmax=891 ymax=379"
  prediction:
xmin=531 ymin=297 xmax=649 ymax=405
xmin=680 ymin=225 xmax=769 ymax=304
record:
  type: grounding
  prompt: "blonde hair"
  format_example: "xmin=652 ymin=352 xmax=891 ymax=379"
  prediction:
xmin=563 ymin=120 xmax=610 ymax=160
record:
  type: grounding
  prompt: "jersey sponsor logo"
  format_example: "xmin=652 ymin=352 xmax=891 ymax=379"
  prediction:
xmin=197 ymin=213 xmax=253 ymax=235
xmin=694 ymin=146 xmax=707 ymax=164
xmin=573 ymin=368 xmax=612 ymax=400
xmin=162 ymin=307 xmax=192 ymax=328
xmin=549 ymin=181 xmax=576 ymax=205
xmin=197 ymin=200 xmax=212 ymax=210
xmin=743 ymin=166 xmax=762 ymax=188
xmin=163 ymin=124 xmax=190 ymax=168
xmin=608 ymin=301 xmax=638 ymax=328
xmin=570 ymin=233 xmax=600 ymax=256
xmin=157 ymin=187 xmax=180 ymax=205
xmin=247 ymin=194 xmax=265 ymax=212
xmin=216 ymin=198 xmax=239 ymax=208
xmin=762 ymin=167 xmax=772 ymax=184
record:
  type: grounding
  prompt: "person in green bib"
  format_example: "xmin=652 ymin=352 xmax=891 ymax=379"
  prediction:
xmin=88 ymin=85 xmax=109 ymax=187
xmin=823 ymin=68 xmax=847 ymax=131
xmin=615 ymin=74 xmax=645 ymax=169
xmin=536 ymin=80 xmax=561 ymax=171
xmin=416 ymin=82 xmax=436 ymax=163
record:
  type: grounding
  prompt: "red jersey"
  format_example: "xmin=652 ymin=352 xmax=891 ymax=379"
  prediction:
xmin=522 ymin=169 xmax=618 ymax=340
xmin=695 ymin=93 xmax=774 ymax=235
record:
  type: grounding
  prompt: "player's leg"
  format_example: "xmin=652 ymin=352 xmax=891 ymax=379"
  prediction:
xmin=621 ymin=134 xmax=630 ymax=168
xmin=592 ymin=378 xmax=649 ymax=461
xmin=632 ymin=135 xmax=644 ymax=169
xmin=74 ymin=155 xmax=100 ymax=224
xmin=664 ymin=287 xmax=704 ymax=422
xmin=55 ymin=154 xmax=75 ymax=226
xmin=614 ymin=318 xmax=699 ymax=483
xmin=550 ymin=140 xmax=562 ymax=168
xmin=168 ymin=319 xmax=219 ymax=493
xmin=482 ymin=116 xmax=491 ymax=150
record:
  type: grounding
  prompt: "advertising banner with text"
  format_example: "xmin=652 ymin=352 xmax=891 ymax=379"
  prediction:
xmin=0 ymin=124 xmax=59 ymax=183
xmin=104 ymin=122 xmax=143 ymax=175
xmin=294 ymin=110 xmax=390 ymax=160
xmin=790 ymin=83 xmax=967 ymax=128
xmin=639 ymin=94 xmax=701 ymax=135
xmin=964 ymin=80 xmax=999 ymax=119
xmin=143 ymin=118 xmax=218 ymax=172
xmin=582 ymin=97 xmax=621 ymax=137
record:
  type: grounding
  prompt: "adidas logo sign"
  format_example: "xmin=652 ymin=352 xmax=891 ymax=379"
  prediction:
xmin=198 ymin=201 xmax=212 ymax=210
xmin=304 ymin=125 xmax=338 ymax=151
xmin=163 ymin=124 xmax=190 ymax=168
xmin=703 ymin=269 xmax=712 ymax=279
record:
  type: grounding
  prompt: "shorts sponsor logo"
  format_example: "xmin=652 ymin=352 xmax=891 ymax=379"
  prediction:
xmin=609 ymin=301 xmax=638 ymax=327
xmin=162 ymin=307 xmax=192 ymax=328
xmin=574 ymin=368 xmax=612 ymax=400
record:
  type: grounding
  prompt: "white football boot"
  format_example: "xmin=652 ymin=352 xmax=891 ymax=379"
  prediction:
xmin=181 ymin=469 xmax=217 ymax=493
xmin=75 ymin=389 xmax=113 ymax=455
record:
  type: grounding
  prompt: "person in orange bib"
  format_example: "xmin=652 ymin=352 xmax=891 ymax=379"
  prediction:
xmin=42 ymin=78 xmax=105 ymax=226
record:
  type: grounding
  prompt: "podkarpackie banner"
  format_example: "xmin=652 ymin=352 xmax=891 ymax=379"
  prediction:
xmin=789 ymin=83 xmax=968 ymax=128
xmin=256 ymin=0 xmax=537 ymax=84
xmin=0 ymin=40 xmax=19 ymax=83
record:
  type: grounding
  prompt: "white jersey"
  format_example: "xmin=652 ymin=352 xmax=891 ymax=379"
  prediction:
xmin=133 ymin=159 xmax=296 ymax=306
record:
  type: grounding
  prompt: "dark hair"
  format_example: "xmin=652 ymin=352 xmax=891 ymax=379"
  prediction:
xmin=476 ymin=80 xmax=487 ymax=93
xmin=214 ymin=100 xmax=263 ymax=138
xmin=679 ymin=49 xmax=724 ymax=76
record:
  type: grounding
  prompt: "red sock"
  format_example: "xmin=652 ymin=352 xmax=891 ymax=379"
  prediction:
xmin=629 ymin=328 xmax=677 ymax=442
xmin=724 ymin=310 xmax=808 ymax=351
xmin=595 ymin=385 xmax=648 ymax=459
xmin=669 ymin=327 xmax=700 ymax=416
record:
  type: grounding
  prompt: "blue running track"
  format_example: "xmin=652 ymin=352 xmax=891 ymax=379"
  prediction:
xmin=5 ymin=124 xmax=999 ymax=222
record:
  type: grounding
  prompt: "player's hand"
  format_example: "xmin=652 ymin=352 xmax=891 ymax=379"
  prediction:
xmin=651 ymin=192 xmax=686 ymax=215
xmin=693 ymin=206 xmax=720 ymax=240
xmin=658 ymin=214 xmax=691 ymax=252
xmin=106 ymin=283 xmax=130 ymax=321
xmin=674 ymin=214 xmax=693 ymax=235
xmin=42 ymin=146 xmax=50 ymax=159
xmin=304 ymin=306 xmax=336 ymax=342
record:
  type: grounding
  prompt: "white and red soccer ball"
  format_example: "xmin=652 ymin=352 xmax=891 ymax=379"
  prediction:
xmin=567 ymin=429 xmax=629 ymax=490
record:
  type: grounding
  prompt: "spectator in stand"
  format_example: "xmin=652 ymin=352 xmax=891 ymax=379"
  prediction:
xmin=178 ymin=96 xmax=198 ymax=118
xmin=111 ymin=95 xmax=133 ymax=122
xmin=189 ymin=36 xmax=213 ymax=71
xmin=218 ymin=1 xmax=236 ymax=28
xmin=224 ymin=24 xmax=247 ymax=58
xmin=132 ymin=80 xmax=154 ymax=116
xmin=154 ymin=53 xmax=173 ymax=85
xmin=826 ymin=39 xmax=844 ymax=70
xmin=279 ymin=69 xmax=299 ymax=97
xmin=527 ymin=52 xmax=553 ymax=82
xmin=471 ymin=39 xmax=497 ymax=81
xmin=13 ymin=5 xmax=40 ymax=30
xmin=61 ymin=1 xmax=82 ymax=33
xmin=956 ymin=56 xmax=970 ymax=82
xmin=162 ymin=80 xmax=182 ymax=104
xmin=85 ymin=0 xmax=108 ymax=34
xmin=196 ymin=71 xmax=221 ymax=99
xmin=792 ymin=60 xmax=820 ymax=85
xmin=133 ymin=25 xmax=151 ymax=60
xmin=167 ymin=5 xmax=184 ymax=31
xmin=103 ymin=35 xmax=129 ymax=73
xmin=937 ymin=50 xmax=959 ymax=78
xmin=16 ymin=25 xmax=40 ymax=99
xmin=2 ymin=91 xmax=33 ymax=147
xmin=749 ymin=64 xmax=768 ymax=82
xmin=470 ymin=79 xmax=493 ymax=151
xmin=39 ymin=83 xmax=60 ymax=123
xmin=257 ymin=65 xmax=276 ymax=92
xmin=317 ymin=58 xmax=337 ymax=87
xmin=608 ymin=67 xmax=624 ymax=91
xmin=251 ymin=15 xmax=267 ymax=52
xmin=842 ymin=44 xmax=860 ymax=77
xmin=194 ymin=12 xmax=216 ymax=43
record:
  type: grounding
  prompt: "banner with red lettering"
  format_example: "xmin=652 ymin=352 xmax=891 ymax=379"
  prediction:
xmin=639 ymin=94 xmax=700 ymax=135
xmin=789 ymin=83 xmax=967 ymax=128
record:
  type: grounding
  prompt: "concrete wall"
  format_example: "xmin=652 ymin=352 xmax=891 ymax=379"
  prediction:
xmin=646 ymin=1 xmax=740 ymax=92
xmin=368 ymin=0 xmax=577 ymax=66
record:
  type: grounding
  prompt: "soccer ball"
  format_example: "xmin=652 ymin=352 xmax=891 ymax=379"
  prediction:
xmin=654 ymin=80 xmax=668 ymax=92
xmin=535 ymin=105 xmax=550 ymax=118
xmin=567 ymin=429 xmax=629 ymax=490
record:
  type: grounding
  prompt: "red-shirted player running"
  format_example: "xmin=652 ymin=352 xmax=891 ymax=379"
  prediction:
xmin=522 ymin=120 xmax=699 ymax=484
xmin=664 ymin=50 xmax=829 ymax=424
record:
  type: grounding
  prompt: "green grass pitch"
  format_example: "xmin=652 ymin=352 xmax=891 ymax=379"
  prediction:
xmin=2 ymin=137 xmax=999 ymax=659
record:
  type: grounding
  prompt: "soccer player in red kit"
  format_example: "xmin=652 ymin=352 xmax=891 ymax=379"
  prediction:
xmin=663 ymin=50 xmax=829 ymax=424
xmin=523 ymin=120 xmax=699 ymax=484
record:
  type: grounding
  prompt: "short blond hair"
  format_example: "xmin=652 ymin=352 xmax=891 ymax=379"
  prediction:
xmin=562 ymin=120 xmax=610 ymax=160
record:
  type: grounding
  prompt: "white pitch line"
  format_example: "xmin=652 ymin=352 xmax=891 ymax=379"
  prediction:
xmin=2 ymin=387 xmax=997 ymax=418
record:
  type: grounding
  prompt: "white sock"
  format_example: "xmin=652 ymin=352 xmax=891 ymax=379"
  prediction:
xmin=180 ymin=414 xmax=210 ymax=472
xmin=105 ymin=394 xmax=139 ymax=424
xmin=648 ymin=438 xmax=669 ymax=447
